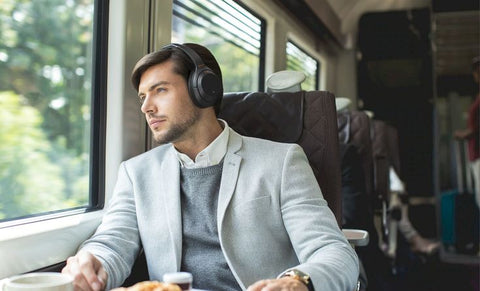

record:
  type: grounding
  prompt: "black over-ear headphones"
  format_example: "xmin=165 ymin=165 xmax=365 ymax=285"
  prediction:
xmin=163 ymin=43 xmax=223 ymax=108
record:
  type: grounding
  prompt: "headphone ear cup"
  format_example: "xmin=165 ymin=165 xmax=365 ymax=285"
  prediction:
xmin=167 ymin=43 xmax=222 ymax=108
xmin=189 ymin=67 xmax=223 ymax=108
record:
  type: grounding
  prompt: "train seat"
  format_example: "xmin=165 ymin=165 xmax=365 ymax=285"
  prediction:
xmin=370 ymin=120 xmax=396 ymax=257
xmin=337 ymin=110 xmax=375 ymax=202
xmin=371 ymin=120 xmax=391 ymax=209
xmin=219 ymin=90 xmax=343 ymax=225
xmin=337 ymin=111 xmax=394 ymax=248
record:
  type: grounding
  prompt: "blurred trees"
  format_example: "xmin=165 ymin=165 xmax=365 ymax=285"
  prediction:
xmin=0 ymin=0 xmax=93 ymax=220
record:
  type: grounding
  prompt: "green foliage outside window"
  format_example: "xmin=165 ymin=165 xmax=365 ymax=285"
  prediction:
xmin=0 ymin=0 xmax=93 ymax=220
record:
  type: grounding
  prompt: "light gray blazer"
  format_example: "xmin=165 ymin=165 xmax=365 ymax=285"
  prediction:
xmin=81 ymin=129 xmax=359 ymax=291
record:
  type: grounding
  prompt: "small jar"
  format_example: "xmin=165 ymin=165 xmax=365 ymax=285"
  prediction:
xmin=163 ymin=272 xmax=193 ymax=291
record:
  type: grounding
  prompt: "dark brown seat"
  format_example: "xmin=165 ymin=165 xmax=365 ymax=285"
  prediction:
xmin=371 ymin=120 xmax=391 ymax=205
xmin=219 ymin=90 xmax=343 ymax=226
xmin=337 ymin=111 xmax=393 ymax=255
xmin=371 ymin=120 xmax=406 ymax=262
xmin=337 ymin=110 xmax=374 ymax=204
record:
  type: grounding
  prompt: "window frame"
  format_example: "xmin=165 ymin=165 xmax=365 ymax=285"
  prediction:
xmin=237 ymin=0 xmax=267 ymax=91
xmin=89 ymin=0 xmax=109 ymax=211
xmin=286 ymin=39 xmax=320 ymax=91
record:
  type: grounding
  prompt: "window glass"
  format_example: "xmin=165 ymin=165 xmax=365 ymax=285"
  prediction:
xmin=286 ymin=41 xmax=319 ymax=91
xmin=0 ymin=0 xmax=96 ymax=221
xmin=172 ymin=0 xmax=265 ymax=92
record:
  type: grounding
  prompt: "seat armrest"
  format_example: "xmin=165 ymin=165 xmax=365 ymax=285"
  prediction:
xmin=343 ymin=229 xmax=369 ymax=247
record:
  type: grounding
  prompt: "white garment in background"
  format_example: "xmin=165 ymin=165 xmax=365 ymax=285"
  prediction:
xmin=389 ymin=167 xmax=405 ymax=193
xmin=388 ymin=166 xmax=418 ymax=240
xmin=471 ymin=159 xmax=480 ymax=208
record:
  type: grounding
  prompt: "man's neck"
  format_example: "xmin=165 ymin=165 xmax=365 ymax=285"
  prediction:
xmin=173 ymin=119 xmax=223 ymax=160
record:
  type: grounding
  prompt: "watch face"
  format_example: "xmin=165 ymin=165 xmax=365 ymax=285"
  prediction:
xmin=285 ymin=269 xmax=310 ymax=284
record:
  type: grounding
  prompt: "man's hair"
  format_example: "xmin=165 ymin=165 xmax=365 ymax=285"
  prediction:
xmin=131 ymin=43 xmax=223 ymax=115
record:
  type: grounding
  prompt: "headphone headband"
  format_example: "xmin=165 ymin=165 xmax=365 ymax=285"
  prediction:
xmin=167 ymin=43 xmax=207 ymax=70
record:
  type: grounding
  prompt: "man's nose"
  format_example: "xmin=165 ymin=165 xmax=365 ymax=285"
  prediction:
xmin=141 ymin=94 xmax=155 ymax=114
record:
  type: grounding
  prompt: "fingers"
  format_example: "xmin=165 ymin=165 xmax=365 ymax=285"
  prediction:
xmin=62 ymin=251 xmax=107 ymax=291
xmin=246 ymin=279 xmax=270 ymax=291
xmin=97 ymin=267 xmax=108 ymax=289
xmin=78 ymin=252 xmax=106 ymax=290
xmin=247 ymin=277 xmax=307 ymax=291
xmin=63 ymin=256 xmax=92 ymax=291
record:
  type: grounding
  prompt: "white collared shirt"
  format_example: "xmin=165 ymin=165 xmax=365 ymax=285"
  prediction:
xmin=175 ymin=119 xmax=229 ymax=169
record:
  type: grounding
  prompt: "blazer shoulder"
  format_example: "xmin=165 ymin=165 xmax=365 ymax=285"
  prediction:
xmin=237 ymin=133 xmax=304 ymax=159
xmin=124 ymin=144 xmax=172 ymax=167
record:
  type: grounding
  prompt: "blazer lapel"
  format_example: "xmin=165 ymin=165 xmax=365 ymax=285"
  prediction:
xmin=160 ymin=147 xmax=183 ymax=270
xmin=217 ymin=130 xmax=243 ymax=231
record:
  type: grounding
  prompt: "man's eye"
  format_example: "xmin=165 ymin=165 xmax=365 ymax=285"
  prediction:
xmin=156 ymin=87 xmax=166 ymax=93
xmin=139 ymin=96 xmax=145 ymax=104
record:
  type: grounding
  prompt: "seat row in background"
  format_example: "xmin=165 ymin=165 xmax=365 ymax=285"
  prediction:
xmin=336 ymin=97 xmax=441 ymax=290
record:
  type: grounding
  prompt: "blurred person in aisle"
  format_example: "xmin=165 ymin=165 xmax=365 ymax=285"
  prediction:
xmin=388 ymin=167 xmax=440 ymax=255
xmin=454 ymin=56 xmax=480 ymax=207
xmin=365 ymin=109 xmax=441 ymax=256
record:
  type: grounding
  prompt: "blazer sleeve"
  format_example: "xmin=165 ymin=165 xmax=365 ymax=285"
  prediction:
xmin=279 ymin=144 xmax=359 ymax=291
xmin=79 ymin=162 xmax=141 ymax=290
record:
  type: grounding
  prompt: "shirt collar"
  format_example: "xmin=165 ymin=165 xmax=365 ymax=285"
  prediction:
xmin=175 ymin=119 xmax=229 ymax=169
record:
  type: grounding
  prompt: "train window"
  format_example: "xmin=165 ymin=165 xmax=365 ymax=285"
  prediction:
xmin=172 ymin=0 xmax=266 ymax=92
xmin=0 ymin=0 xmax=106 ymax=223
xmin=286 ymin=41 xmax=319 ymax=91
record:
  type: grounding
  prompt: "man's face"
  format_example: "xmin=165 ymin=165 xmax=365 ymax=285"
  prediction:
xmin=138 ymin=60 xmax=200 ymax=144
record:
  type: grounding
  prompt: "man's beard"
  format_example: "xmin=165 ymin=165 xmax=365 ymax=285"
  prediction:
xmin=152 ymin=109 xmax=200 ymax=144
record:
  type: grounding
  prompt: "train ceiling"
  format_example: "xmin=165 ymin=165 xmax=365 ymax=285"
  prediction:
xmin=274 ymin=0 xmax=479 ymax=76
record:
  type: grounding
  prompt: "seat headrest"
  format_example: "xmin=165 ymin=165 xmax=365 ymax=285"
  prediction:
xmin=265 ymin=70 xmax=306 ymax=93
xmin=335 ymin=97 xmax=351 ymax=112
xmin=219 ymin=91 xmax=304 ymax=143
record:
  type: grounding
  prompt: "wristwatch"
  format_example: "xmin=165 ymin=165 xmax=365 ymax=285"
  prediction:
xmin=280 ymin=269 xmax=314 ymax=291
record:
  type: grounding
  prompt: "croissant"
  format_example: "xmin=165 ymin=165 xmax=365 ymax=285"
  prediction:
xmin=111 ymin=281 xmax=182 ymax=291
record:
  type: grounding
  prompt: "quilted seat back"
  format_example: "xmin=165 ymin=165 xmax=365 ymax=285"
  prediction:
xmin=337 ymin=110 xmax=374 ymax=202
xmin=219 ymin=91 xmax=342 ymax=226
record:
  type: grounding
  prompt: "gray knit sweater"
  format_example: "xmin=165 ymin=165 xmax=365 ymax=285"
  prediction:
xmin=180 ymin=162 xmax=241 ymax=291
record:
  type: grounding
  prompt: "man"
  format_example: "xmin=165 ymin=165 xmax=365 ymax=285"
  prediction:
xmin=455 ymin=56 xmax=480 ymax=207
xmin=62 ymin=43 xmax=359 ymax=291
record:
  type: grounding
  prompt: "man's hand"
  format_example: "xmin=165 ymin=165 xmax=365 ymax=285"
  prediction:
xmin=247 ymin=277 xmax=308 ymax=291
xmin=62 ymin=250 xmax=108 ymax=291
